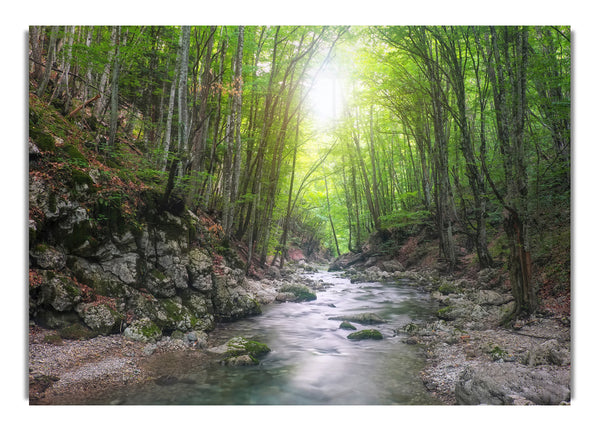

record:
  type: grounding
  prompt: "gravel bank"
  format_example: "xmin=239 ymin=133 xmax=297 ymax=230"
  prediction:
xmin=28 ymin=324 xmax=208 ymax=405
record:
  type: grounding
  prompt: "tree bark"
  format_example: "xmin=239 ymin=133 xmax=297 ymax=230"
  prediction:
xmin=37 ymin=26 xmax=58 ymax=98
xmin=108 ymin=26 xmax=121 ymax=148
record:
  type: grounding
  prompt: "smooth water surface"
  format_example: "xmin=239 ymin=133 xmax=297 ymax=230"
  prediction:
xmin=97 ymin=271 xmax=441 ymax=405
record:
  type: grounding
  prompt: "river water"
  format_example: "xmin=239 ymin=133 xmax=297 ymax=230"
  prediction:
xmin=99 ymin=271 xmax=441 ymax=405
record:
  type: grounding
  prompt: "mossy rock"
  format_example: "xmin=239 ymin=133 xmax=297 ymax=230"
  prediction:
xmin=437 ymin=306 xmax=456 ymax=321
xmin=339 ymin=321 xmax=357 ymax=330
xmin=219 ymin=337 xmax=271 ymax=366
xmin=278 ymin=284 xmax=317 ymax=302
xmin=347 ymin=329 xmax=383 ymax=340
xmin=77 ymin=303 xmax=123 ymax=335
xmin=70 ymin=168 xmax=95 ymax=191
xmin=61 ymin=144 xmax=89 ymax=167
xmin=29 ymin=127 xmax=55 ymax=152
xmin=328 ymin=313 xmax=386 ymax=325
xmin=123 ymin=317 xmax=162 ymax=343
xmin=402 ymin=322 xmax=419 ymax=334
xmin=438 ymin=281 xmax=459 ymax=295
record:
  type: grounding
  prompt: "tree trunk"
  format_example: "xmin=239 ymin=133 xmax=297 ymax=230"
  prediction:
xmin=108 ymin=26 xmax=121 ymax=148
xmin=163 ymin=26 xmax=191 ymax=208
xmin=222 ymin=26 xmax=245 ymax=237
xmin=37 ymin=26 xmax=58 ymax=98
xmin=485 ymin=26 xmax=536 ymax=316
xmin=325 ymin=174 xmax=341 ymax=257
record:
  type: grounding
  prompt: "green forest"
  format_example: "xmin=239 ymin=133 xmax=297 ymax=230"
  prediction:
xmin=29 ymin=25 xmax=569 ymax=320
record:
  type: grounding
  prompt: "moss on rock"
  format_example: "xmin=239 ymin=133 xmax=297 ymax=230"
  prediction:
xmin=347 ymin=329 xmax=383 ymax=340
xmin=217 ymin=337 xmax=271 ymax=366
xmin=339 ymin=321 xmax=357 ymax=330
xmin=278 ymin=284 xmax=317 ymax=302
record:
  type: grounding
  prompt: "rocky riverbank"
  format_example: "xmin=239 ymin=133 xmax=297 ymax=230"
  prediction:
xmin=331 ymin=251 xmax=571 ymax=405
xmin=28 ymin=265 xmax=323 ymax=405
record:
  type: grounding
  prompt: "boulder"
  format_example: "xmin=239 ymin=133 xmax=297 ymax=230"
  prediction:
xmin=209 ymin=336 xmax=270 ymax=366
xmin=187 ymin=249 xmax=213 ymax=291
xmin=524 ymin=339 xmax=570 ymax=366
xmin=123 ymin=317 xmax=162 ymax=343
xmin=471 ymin=290 xmax=513 ymax=306
xmin=455 ymin=363 xmax=570 ymax=405
xmin=277 ymin=283 xmax=317 ymax=302
xmin=76 ymin=302 xmax=123 ymax=335
xmin=347 ymin=329 xmax=383 ymax=340
xmin=380 ymin=260 xmax=405 ymax=273
xmin=29 ymin=244 xmax=66 ymax=270
xmin=38 ymin=272 xmax=82 ymax=312
xmin=339 ymin=321 xmax=357 ymax=330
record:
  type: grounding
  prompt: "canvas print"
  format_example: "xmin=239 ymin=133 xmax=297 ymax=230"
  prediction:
xmin=28 ymin=25 xmax=571 ymax=405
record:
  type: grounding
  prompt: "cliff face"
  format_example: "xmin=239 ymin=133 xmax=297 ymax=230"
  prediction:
xmin=28 ymin=173 xmax=261 ymax=342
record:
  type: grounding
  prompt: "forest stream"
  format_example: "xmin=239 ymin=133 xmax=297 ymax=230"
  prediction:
xmin=88 ymin=270 xmax=442 ymax=405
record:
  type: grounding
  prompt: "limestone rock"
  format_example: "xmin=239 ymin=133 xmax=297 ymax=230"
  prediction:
xmin=209 ymin=336 xmax=270 ymax=366
xmin=277 ymin=283 xmax=317 ymax=302
xmin=76 ymin=303 xmax=123 ymax=335
xmin=29 ymin=245 xmax=66 ymax=270
xmin=123 ymin=317 xmax=162 ymax=343
xmin=455 ymin=363 xmax=570 ymax=405
xmin=524 ymin=339 xmax=570 ymax=366
xmin=38 ymin=272 xmax=82 ymax=312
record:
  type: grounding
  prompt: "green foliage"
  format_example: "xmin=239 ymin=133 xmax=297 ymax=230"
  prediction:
xmin=380 ymin=208 xmax=430 ymax=230
xmin=61 ymin=144 xmax=89 ymax=168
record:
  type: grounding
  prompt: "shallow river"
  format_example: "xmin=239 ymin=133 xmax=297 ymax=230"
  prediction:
xmin=98 ymin=271 xmax=441 ymax=405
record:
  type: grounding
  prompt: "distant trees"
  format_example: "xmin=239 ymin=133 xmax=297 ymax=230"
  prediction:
xmin=29 ymin=25 xmax=570 ymax=318
xmin=324 ymin=25 xmax=569 ymax=316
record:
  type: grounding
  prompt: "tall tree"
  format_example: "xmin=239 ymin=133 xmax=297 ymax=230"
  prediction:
xmin=483 ymin=26 xmax=536 ymax=315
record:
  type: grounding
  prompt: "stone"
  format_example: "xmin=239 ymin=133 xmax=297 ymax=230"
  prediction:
xmin=380 ymin=260 xmax=405 ymax=273
xmin=524 ymin=339 xmax=570 ymax=366
xmin=210 ymin=337 xmax=270 ymax=366
xmin=224 ymin=355 xmax=257 ymax=366
xmin=267 ymin=265 xmax=281 ymax=279
xmin=339 ymin=321 xmax=357 ymax=330
xmin=30 ymin=245 xmax=66 ymax=270
xmin=471 ymin=290 xmax=512 ymax=306
xmin=143 ymin=344 xmax=157 ymax=356
xmin=187 ymin=249 xmax=213 ymax=291
xmin=455 ymin=363 xmax=570 ymax=405
xmin=145 ymin=268 xmax=176 ymax=298
xmin=100 ymin=254 xmax=138 ymax=285
xmin=277 ymin=283 xmax=317 ymax=302
xmin=123 ymin=317 xmax=162 ymax=343
xmin=76 ymin=303 xmax=123 ymax=335
xmin=39 ymin=272 xmax=82 ymax=312
xmin=347 ymin=329 xmax=383 ymax=340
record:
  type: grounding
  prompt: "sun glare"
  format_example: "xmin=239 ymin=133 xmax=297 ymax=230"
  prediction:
xmin=308 ymin=67 xmax=343 ymax=127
